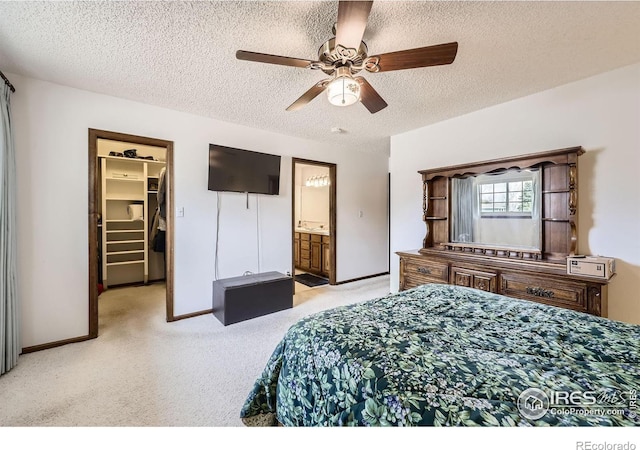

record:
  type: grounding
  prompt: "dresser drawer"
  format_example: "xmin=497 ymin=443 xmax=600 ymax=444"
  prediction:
xmin=311 ymin=234 xmax=322 ymax=243
xmin=451 ymin=266 xmax=497 ymax=293
xmin=400 ymin=257 xmax=448 ymax=290
xmin=403 ymin=258 xmax=448 ymax=282
xmin=501 ymin=272 xmax=588 ymax=312
xmin=403 ymin=276 xmax=431 ymax=290
xmin=300 ymin=240 xmax=311 ymax=250
xmin=322 ymin=235 xmax=330 ymax=244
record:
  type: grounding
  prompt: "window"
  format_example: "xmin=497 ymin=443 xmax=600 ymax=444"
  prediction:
xmin=479 ymin=178 xmax=534 ymax=217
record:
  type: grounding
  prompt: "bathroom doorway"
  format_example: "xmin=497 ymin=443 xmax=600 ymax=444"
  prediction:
xmin=292 ymin=158 xmax=336 ymax=293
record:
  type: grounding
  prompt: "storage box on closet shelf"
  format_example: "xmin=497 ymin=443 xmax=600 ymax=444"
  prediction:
xmin=127 ymin=204 xmax=144 ymax=221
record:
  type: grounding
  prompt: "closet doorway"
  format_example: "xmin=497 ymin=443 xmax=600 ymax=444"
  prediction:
xmin=88 ymin=129 xmax=175 ymax=339
xmin=292 ymin=158 xmax=336 ymax=294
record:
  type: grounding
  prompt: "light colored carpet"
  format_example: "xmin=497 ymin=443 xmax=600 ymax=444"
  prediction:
xmin=0 ymin=275 xmax=390 ymax=426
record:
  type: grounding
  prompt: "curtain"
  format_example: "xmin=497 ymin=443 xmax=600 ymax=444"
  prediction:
xmin=0 ymin=83 xmax=19 ymax=375
xmin=530 ymin=169 xmax=542 ymax=249
xmin=451 ymin=177 xmax=474 ymax=242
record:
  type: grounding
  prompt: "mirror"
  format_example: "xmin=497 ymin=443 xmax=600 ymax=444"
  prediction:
xmin=294 ymin=164 xmax=330 ymax=231
xmin=450 ymin=169 xmax=542 ymax=250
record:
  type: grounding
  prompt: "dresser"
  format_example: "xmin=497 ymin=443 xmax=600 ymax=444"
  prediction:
xmin=398 ymin=249 xmax=609 ymax=316
xmin=397 ymin=146 xmax=613 ymax=317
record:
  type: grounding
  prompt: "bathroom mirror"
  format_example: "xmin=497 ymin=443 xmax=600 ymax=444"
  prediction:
xmin=294 ymin=164 xmax=330 ymax=231
xmin=450 ymin=169 xmax=542 ymax=250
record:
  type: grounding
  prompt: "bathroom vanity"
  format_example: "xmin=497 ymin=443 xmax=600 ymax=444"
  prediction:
xmin=294 ymin=229 xmax=331 ymax=278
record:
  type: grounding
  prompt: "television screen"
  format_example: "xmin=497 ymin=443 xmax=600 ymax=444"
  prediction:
xmin=208 ymin=144 xmax=281 ymax=195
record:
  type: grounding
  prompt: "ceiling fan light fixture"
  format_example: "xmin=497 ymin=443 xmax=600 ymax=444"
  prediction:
xmin=236 ymin=1 xmax=457 ymax=114
xmin=327 ymin=66 xmax=360 ymax=107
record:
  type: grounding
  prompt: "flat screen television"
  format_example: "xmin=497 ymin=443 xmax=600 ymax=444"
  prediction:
xmin=208 ymin=144 xmax=281 ymax=195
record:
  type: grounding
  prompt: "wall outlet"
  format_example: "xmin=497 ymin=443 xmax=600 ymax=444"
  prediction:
xmin=177 ymin=207 xmax=184 ymax=217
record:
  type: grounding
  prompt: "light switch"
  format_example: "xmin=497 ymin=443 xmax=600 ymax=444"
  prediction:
xmin=177 ymin=207 xmax=184 ymax=217
xmin=358 ymin=210 xmax=364 ymax=218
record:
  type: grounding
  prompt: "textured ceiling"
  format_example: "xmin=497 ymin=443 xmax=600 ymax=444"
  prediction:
xmin=1 ymin=1 xmax=639 ymax=154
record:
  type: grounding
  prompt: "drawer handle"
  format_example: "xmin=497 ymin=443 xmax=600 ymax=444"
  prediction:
xmin=416 ymin=267 xmax=431 ymax=275
xmin=526 ymin=287 xmax=555 ymax=298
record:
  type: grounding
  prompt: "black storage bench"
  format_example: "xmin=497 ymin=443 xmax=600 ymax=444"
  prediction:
xmin=212 ymin=271 xmax=293 ymax=325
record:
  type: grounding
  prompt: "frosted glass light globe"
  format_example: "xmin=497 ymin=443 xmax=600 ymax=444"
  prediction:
xmin=327 ymin=74 xmax=360 ymax=106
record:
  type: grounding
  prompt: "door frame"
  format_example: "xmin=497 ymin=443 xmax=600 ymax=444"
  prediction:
xmin=292 ymin=158 xmax=337 ymax=290
xmin=88 ymin=128 xmax=175 ymax=339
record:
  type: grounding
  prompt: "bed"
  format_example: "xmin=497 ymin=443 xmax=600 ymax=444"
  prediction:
xmin=240 ymin=284 xmax=640 ymax=426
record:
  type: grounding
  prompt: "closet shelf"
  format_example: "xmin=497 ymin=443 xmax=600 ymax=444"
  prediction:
xmin=107 ymin=250 xmax=144 ymax=256
xmin=106 ymin=230 xmax=144 ymax=234
xmin=105 ymin=219 xmax=142 ymax=223
xmin=106 ymin=260 xmax=144 ymax=267
xmin=106 ymin=177 xmax=144 ymax=182
xmin=103 ymin=155 xmax=165 ymax=165
xmin=106 ymin=196 xmax=145 ymax=201
xmin=106 ymin=239 xmax=145 ymax=244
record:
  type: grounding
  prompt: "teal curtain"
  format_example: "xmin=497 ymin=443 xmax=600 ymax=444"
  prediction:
xmin=0 ymin=83 xmax=19 ymax=375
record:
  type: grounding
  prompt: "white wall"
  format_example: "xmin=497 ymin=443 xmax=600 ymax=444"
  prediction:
xmin=390 ymin=63 xmax=640 ymax=324
xmin=11 ymin=74 xmax=390 ymax=348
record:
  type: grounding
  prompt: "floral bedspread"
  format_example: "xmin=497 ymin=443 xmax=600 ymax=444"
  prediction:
xmin=240 ymin=283 xmax=640 ymax=426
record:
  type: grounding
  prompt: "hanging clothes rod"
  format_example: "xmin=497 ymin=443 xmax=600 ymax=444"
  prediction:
xmin=0 ymin=70 xmax=16 ymax=93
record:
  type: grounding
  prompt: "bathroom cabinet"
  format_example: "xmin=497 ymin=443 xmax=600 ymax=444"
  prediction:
xmin=295 ymin=231 xmax=331 ymax=278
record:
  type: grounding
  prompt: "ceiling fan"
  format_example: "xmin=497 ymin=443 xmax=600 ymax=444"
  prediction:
xmin=236 ymin=1 xmax=458 ymax=114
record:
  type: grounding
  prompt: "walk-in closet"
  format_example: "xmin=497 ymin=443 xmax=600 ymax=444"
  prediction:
xmin=97 ymin=139 xmax=167 ymax=290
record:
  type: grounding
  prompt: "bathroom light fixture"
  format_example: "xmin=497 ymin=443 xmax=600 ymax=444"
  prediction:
xmin=326 ymin=67 xmax=360 ymax=107
xmin=305 ymin=175 xmax=330 ymax=188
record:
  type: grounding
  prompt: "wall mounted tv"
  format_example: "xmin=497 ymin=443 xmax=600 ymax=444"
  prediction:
xmin=208 ymin=144 xmax=281 ymax=195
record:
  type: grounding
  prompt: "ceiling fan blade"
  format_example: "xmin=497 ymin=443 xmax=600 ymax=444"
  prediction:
xmin=367 ymin=42 xmax=458 ymax=72
xmin=236 ymin=50 xmax=314 ymax=69
xmin=286 ymin=80 xmax=330 ymax=111
xmin=356 ymin=77 xmax=387 ymax=114
xmin=335 ymin=1 xmax=373 ymax=50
